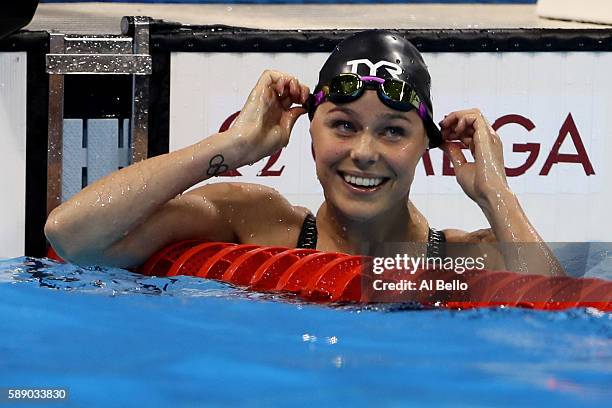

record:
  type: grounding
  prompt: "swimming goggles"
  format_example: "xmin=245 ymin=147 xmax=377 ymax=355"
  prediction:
xmin=306 ymin=73 xmax=429 ymax=121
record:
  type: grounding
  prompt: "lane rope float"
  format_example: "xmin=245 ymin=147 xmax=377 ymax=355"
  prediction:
xmin=131 ymin=241 xmax=612 ymax=311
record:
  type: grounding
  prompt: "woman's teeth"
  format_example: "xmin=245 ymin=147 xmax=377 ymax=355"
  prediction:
xmin=342 ymin=173 xmax=384 ymax=187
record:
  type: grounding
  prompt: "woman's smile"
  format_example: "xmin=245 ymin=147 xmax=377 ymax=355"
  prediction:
xmin=337 ymin=170 xmax=391 ymax=195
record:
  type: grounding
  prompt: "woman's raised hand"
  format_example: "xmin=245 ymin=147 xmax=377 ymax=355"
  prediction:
xmin=228 ymin=70 xmax=310 ymax=165
xmin=439 ymin=109 xmax=511 ymax=208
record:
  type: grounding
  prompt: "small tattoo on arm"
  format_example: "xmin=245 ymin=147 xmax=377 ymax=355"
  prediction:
xmin=206 ymin=154 xmax=229 ymax=176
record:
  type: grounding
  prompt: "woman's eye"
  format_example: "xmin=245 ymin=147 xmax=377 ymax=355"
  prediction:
xmin=332 ymin=120 xmax=355 ymax=133
xmin=384 ymin=127 xmax=406 ymax=139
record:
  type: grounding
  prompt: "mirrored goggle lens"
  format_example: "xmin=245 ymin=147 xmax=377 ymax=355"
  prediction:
xmin=329 ymin=75 xmax=361 ymax=96
xmin=381 ymin=79 xmax=420 ymax=108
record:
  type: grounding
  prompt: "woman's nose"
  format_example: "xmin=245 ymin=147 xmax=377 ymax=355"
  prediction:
xmin=349 ymin=133 xmax=379 ymax=167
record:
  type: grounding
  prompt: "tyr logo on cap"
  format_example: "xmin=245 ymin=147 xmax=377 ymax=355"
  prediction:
xmin=346 ymin=59 xmax=403 ymax=79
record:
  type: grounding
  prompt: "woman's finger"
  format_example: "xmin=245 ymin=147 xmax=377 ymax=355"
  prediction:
xmin=299 ymin=84 xmax=310 ymax=104
xmin=440 ymin=109 xmax=481 ymax=129
xmin=281 ymin=106 xmax=307 ymax=134
xmin=441 ymin=126 xmax=451 ymax=139
xmin=289 ymin=78 xmax=299 ymax=100
xmin=455 ymin=114 xmax=479 ymax=137
xmin=275 ymin=77 xmax=306 ymax=105
xmin=470 ymin=114 xmax=499 ymax=163
xmin=290 ymin=79 xmax=307 ymax=105
xmin=439 ymin=111 xmax=460 ymax=128
xmin=465 ymin=138 xmax=476 ymax=157
xmin=454 ymin=116 xmax=468 ymax=135
xmin=275 ymin=76 xmax=289 ymax=97
xmin=440 ymin=109 xmax=471 ymax=127
xmin=440 ymin=141 xmax=468 ymax=170
xmin=278 ymin=75 xmax=298 ymax=97
xmin=280 ymin=94 xmax=293 ymax=110
xmin=261 ymin=70 xmax=289 ymax=92
xmin=442 ymin=127 xmax=472 ymax=144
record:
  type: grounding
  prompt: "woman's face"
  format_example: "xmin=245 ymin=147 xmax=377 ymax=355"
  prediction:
xmin=310 ymin=90 xmax=428 ymax=221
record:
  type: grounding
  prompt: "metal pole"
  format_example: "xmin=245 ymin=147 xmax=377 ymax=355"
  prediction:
xmin=46 ymin=33 xmax=65 ymax=217
xmin=123 ymin=16 xmax=151 ymax=163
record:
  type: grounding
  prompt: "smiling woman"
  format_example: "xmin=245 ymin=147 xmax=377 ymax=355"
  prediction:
xmin=44 ymin=29 xmax=563 ymax=276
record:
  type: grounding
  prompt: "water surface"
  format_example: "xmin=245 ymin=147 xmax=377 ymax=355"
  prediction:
xmin=0 ymin=257 xmax=610 ymax=407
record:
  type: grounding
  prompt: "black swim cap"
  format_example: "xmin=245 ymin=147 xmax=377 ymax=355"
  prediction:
xmin=313 ymin=30 xmax=442 ymax=148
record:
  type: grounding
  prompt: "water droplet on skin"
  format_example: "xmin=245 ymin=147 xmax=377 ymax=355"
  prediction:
xmin=249 ymin=233 xmax=255 ymax=238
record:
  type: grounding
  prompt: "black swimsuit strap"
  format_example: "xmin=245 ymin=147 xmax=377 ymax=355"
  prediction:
xmin=426 ymin=227 xmax=446 ymax=259
xmin=296 ymin=214 xmax=446 ymax=258
xmin=296 ymin=213 xmax=318 ymax=249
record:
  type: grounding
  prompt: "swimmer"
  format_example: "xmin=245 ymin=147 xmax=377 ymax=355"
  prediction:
xmin=44 ymin=30 xmax=564 ymax=276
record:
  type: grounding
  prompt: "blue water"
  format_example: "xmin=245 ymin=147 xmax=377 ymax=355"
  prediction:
xmin=0 ymin=256 xmax=610 ymax=407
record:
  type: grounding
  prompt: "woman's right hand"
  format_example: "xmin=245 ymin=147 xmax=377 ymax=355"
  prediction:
xmin=228 ymin=70 xmax=310 ymax=165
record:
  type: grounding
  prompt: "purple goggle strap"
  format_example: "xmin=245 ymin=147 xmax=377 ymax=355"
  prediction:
xmin=312 ymin=75 xmax=428 ymax=121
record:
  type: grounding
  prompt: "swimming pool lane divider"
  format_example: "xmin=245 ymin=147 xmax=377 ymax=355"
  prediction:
xmin=46 ymin=242 xmax=612 ymax=311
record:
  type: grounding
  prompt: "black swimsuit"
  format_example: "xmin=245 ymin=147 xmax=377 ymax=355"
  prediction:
xmin=296 ymin=213 xmax=446 ymax=258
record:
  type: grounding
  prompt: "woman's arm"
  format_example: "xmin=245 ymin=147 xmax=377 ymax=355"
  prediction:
xmin=45 ymin=70 xmax=309 ymax=266
xmin=439 ymin=109 xmax=565 ymax=276
xmin=45 ymin=131 xmax=242 ymax=262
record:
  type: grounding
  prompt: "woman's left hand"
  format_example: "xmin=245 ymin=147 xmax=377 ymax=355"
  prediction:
xmin=439 ymin=109 xmax=511 ymax=208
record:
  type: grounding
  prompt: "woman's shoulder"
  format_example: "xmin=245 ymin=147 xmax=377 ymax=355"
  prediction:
xmin=187 ymin=182 xmax=310 ymax=246
xmin=442 ymin=227 xmax=505 ymax=269
xmin=441 ymin=228 xmax=496 ymax=244
xmin=189 ymin=182 xmax=308 ymax=214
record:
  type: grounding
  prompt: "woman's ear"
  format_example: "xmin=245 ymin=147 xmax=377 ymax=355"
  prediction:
xmin=423 ymin=134 xmax=431 ymax=154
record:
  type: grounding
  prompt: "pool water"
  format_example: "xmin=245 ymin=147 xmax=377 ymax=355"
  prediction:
xmin=0 ymin=256 xmax=610 ymax=407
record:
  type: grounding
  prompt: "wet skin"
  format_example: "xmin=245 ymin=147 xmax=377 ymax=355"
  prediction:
xmin=45 ymin=70 xmax=563 ymax=275
xmin=310 ymin=90 xmax=428 ymax=223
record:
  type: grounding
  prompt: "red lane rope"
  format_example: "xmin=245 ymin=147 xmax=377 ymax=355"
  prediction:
xmin=134 ymin=241 xmax=611 ymax=311
xmin=46 ymin=242 xmax=612 ymax=311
